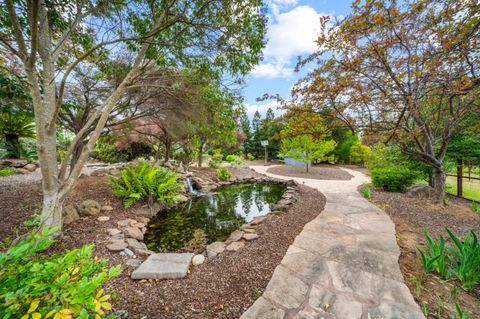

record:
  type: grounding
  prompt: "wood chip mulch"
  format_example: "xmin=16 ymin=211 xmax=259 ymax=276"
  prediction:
xmin=370 ymin=189 xmax=480 ymax=318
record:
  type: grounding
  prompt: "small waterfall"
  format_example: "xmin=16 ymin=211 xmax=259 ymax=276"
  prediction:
xmin=186 ymin=176 xmax=194 ymax=193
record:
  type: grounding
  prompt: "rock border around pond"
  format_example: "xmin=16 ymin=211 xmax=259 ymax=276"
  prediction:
xmin=120 ymin=172 xmax=300 ymax=281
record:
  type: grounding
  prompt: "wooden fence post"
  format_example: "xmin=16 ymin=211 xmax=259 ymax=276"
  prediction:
xmin=457 ymin=159 xmax=463 ymax=197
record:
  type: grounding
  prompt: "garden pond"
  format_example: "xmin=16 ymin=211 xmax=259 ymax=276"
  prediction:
xmin=144 ymin=181 xmax=286 ymax=252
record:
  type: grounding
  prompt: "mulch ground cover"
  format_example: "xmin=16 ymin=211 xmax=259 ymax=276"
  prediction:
xmin=0 ymin=166 xmax=326 ymax=319
xmin=370 ymin=189 xmax=480 ymax=318
xmin=266 ymin=164 xmax=353 ymax=180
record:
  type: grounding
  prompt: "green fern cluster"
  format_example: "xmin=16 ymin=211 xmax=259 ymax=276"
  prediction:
xmin=110 ymin=162 xmax=181 ymax=208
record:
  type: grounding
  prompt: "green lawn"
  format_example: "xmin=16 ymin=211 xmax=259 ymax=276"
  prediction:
xmin=446 ymin=176 xmax=480 ymax=201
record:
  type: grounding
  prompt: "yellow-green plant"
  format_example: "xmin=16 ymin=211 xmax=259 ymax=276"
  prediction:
xmin=0 ymin=168 xmax=15 ymax=177
xmin=216 ymin=168 xmax=232 ymax=181
xmin=0 ymin=226 xmax=120 ymax=319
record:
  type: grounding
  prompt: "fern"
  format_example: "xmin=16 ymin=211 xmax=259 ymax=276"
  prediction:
xmin=110 ymin=162 xmax=181 ymax=208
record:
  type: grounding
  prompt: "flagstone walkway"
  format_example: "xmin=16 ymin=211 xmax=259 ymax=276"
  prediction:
xmin=241 ymin=165 xmax=425 ymax=319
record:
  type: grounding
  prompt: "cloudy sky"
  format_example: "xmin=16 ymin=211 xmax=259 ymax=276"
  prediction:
xmin=243 ymin=0 xmax=352 ymax=118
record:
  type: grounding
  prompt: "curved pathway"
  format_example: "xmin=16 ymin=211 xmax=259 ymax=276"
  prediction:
xmin=241 ymin=165 xmax=425 ymax=319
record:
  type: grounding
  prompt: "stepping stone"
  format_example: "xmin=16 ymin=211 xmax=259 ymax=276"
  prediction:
xmin=124 ymin=227 xmax=144 ymax=241
xmin=107 ymin=228 xmax=121 ymax=236
xmin=97 ymin=216 xmax=110 ymax=222
xmin=225 ymin=230 xmax=244 ymax=243
xmin=131 ymin=253 xmax=193 ymax=280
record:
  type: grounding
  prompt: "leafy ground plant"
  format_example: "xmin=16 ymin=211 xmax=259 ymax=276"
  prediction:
xmin=0 ymin=226 xmax=120 ymax=319
xmin=216 ymin=168 xmax=232 ymax=181
xmin=110 ymin=162 xmax=181 ymax=208
xmin=359 ymin=186 xmax=372 ymax=199
xmin=446 ymin=228 xmax=480 ymax=291
xmin=0 ymin=168 xmax=15 ymax=176
xmin=418 ymin=230 xmax=450 ymax=278
xmin=471 ymin=201 xmax=480 ymax=214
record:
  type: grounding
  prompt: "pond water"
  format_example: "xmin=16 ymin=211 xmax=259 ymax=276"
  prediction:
xmin=144 ymin=182 xmax=286 ymax=252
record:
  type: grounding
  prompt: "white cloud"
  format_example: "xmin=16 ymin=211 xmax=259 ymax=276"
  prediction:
xmin=245 ymin=100 xmax=286 ymax=119
xmin=251 ymin=5 xmax=324 ymax=79
xmin=250 ymin=62 xmax=293 ymax=78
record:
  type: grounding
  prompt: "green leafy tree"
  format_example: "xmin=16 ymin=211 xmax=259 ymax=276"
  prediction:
xmin=0 ymin=0 xmax=266 ymax=229
xmin=280 ymin=107 xmax=336 ymax=172
xmin=349 ymin=142 xmax=372 ymax=165
xmin=238 ymin=110 xmax=254 ymax=159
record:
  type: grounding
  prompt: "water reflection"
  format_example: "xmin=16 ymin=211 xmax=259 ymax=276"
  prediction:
xmin=144 ymin=182 xmax=286 ymax=252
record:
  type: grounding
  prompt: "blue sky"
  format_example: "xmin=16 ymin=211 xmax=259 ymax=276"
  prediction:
xmin=242 ymin=0 xmax=354 ymax=119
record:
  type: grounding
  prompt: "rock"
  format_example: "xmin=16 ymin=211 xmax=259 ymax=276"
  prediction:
xmin=206 ymin=241 xmax=226 ymax=259
xmin=131 ymin=253 xmax=194 ymax=280
xmin=241 ymin=223 xmax=257 ymax=231
xmin=138 ymin=217 xmax=150 ymax=224
xmin=101 ymin=205 xmax=114 ymax=212
xmin=243 ymin=233 xmax=259 ymax=241
xmin=192 ymin=254 xmax=205 ymax=266
xmin=15 ymin=168 xmax=30 ymax=174
xmin=124 ymin=227 xmax=144 ymax=241
xmin=78 ymin=199 xmax=101 ymax=216
xmin=286 ymin=179 xmax=298 ymax=186
xmin=226 ymin=241 xmax=245 ymax=252
xmin=63 ymin=204 xmax=79 ymax=225
xmin=243 ymin=228 xmax=256 ymax=234
xmin=124 ymin=248 xmax=134 ymax=257
xmin=11 ymin=159 xmax=28 ymax=168
xmin=177 ymin=194 xmax=189 ymax=203
xmin=24 ymin=163 xmax=37 ymax=172
xmin=250 ymin=216 xmax=267 ymax=225
xmin=107 ymin=240 xmax=128 ymax=251
xmin=117 ymin=219 xmax=136 ymax=227
xmin=97 ymin=216 xmax=110 ymax=222
xmin=407 ymin=184 xmax=434 ymax=198
xmin=90 ymin=168 xmax=110 ymax=176
xmin=107 ymin=228 xmax=122 ymax=236
xmin=126 ymin=238 xmax=149 ymax=256
xmin=225 ymin=230 xmax=244 ymax=244
xmin=126 ymin=259 xmax=143 ymax=268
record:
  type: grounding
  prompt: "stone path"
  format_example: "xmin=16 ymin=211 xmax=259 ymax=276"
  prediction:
xmin=241 ymin=165 xmax=425 ymax=319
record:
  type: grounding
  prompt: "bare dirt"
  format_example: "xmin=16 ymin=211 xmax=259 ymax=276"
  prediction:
xmin=0 ymin=166 xmax=326 ymax=319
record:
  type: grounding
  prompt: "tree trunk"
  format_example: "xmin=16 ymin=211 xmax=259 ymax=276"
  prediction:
xmin=197 ymin=142 xmax=204 ymax=168
xmin=41 ymin=189 xmax=64 ymax=230
xmin=164 ymin=138 xmax=171 ymax=162
xmin=70 ymin=139 xmax=85 ymax=169
xmin=5 ymin=134 xmax=20 ymax=158
xmin=432 ymin=167 xmax=446 ymax=202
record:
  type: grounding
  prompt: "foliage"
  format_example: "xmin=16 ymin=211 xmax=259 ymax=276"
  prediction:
xmin=0 ymin=168 xmax=15 ymax=176
xmin=418 ymin=230 xmax=449 ymax=278
xmin=349 ymin=142 xmax=371 ymax=165
xmin=471 ymin=201 xmax=480 ymax=214
xmin=417 ymin=229 xmax=480 ymax=292
xmin=359 ymin=186 xmax=372 ymax=199
xmin=370 ymin=167 xmax=418 ymax=192
xmin=216 ymin=168 xmax=232 ymax=181
xmin=0 ymin=108 xmax=36 ymax=159
xmin=110 ymin=162 xmax=181 ymax=208
xmin=454 ymin=303 xmax=472 ymax=319
xmin=225 ymin=155 xmax=244 ymax=166
xmin=247 ymin=153 xmax=255 ymax=161
xmin=91 ymin=142 xmax=128 ymax=164
xmin=446 ymin=229 xmax=480 ymax=291
xmin=330 ymin=129 xmax=358 ymax=163
xmin=0 ymin=226 xmax=120 ymax=319
xmin=125 ymin=142 xmax=152 ymax=161
xmin=184 ymin=229 xmax=207 ymax=253
xmin=280 ymin=107 xmax=336 ymax=171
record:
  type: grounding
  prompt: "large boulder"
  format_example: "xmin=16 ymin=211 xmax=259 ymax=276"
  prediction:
xmin=78 ymin=199 xmax=101 ymax=216
xmin=24 ymin=163 xmax=37 ymax=172
xmin=407 ymin=184 xmax=434 ymax=198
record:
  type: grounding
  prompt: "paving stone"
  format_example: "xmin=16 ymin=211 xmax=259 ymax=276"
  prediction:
xmin=281 ymin=251 xmax=330 ymax=285
xmin=240 ymin=297 xmax=285 ymax=319
xmin=225 ymin=230 xmax=244 ymax=244
xmin=263 ymin=266 xmax=309 ymax=308
xmin=292 ymin=307 xmax=325 ymax=319
xmin=131 ymin=253 xmax=193 ymax=280
xmin=368 ymin=302 xmax=425 ymax=319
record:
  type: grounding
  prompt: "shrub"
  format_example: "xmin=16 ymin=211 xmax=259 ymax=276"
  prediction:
xmin=216 ymin=168 xmax=232 ymax=181
xmin=225 ymin=155 xmax=244 ymax=166
xmin=359 ymin=186 xmax=372 ymax=199
xmin=0 ymin=226 xmax=120 ymax=319
xmin=0 ymin=168 xmax=15 ymax=176
xmin=471 ymin=201 xmax=480 ymax=214
xmin=371 ymin=167 xmax=418 ymax=191
xmin=110 ymin=162 xmax=181 ymax=208
xmin=125 ymin=141 xmax=152 ymax=161
xmin=247 ymin=153 xmax=255 ymax=161
xmin=91 ymin=142 xmax=127 ymax=163
xmin=349 ymin=142 xmax=371 ymax=165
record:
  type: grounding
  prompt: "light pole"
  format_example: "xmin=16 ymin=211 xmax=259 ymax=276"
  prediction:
xmin=261 ymin=140 xmax=269 ymax=166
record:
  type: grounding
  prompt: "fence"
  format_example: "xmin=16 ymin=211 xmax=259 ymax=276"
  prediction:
xmin=446 ymin=159 xmax=480 ymax=201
